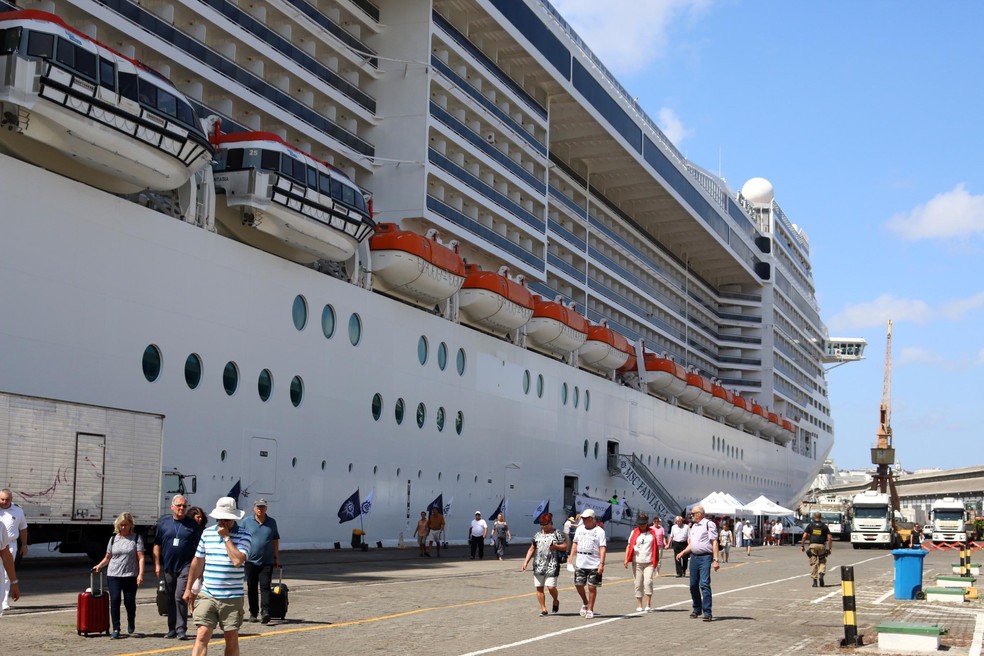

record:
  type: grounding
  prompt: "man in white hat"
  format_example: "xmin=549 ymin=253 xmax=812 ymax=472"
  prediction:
xmin=468 ymin=511 xmax=488 ymax=560
xmin=571 ymin=508 xmax=607 ymax=619
xmin=183 ymin=497 xmax=251 ymax=655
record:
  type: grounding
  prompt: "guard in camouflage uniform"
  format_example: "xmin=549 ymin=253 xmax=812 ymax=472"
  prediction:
xmin=800 ymin=512 xmax=833 ymax=587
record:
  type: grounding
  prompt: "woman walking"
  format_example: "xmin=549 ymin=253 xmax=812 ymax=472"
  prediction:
xmin=623 ymin=513 xmax=658 ymax=612
xmin=92 ymin=512 xmax=145 ymax=639
xmin=492 ymin=513 xmax=512 ymax=560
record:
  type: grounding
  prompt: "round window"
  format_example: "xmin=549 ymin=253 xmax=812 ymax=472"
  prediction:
xmin=371 ymin=393 xmax=383 ymax=421
xmin=322 ymin=304 xmax=336 ymax=339
xmin=142 ymin=344 xmax=162 ymax=382
xmin=290 ymin=376 xmax=304 ymax=407
xmin=348 ymin=313 xmax=362 ymax=346
xmin=184 ymin=353 xmax=203 ymax=390
xmin=258 ymin=369 xmax=273 ymax=402
xmin=222 ymin=361 xmax=239 ymax=396
xmin=395 ymin=398 xmax=405 ymax=424
xmin=292 ymin=295 xmax=308 ymax=331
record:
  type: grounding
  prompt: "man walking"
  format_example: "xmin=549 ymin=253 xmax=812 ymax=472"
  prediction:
xmin=244 ymin=498 xmax=280 ymax=624
xmin=0 ymin=489 xmax=28 ymax=611
xmin=427 ymin=506 xmax=446 ymax=557
xmin=801 ymin=512 xmax=833 ymax=587
xmin=184 ymin=497 xmax=251 ymax=656
xmin=571 ymin=508 xmax=607 ymax=619
xmin=468 ymin=511 xmax=487 ymax=560
xmin=153 ymin=495 xmax=199 ymax=639
xmin=669 ymin=515 xmax=690 ymax=577
xmin=676 ymin=504 xmax=719 ymax=621
xmin=0 ymin=520 xmax=21 ymax=617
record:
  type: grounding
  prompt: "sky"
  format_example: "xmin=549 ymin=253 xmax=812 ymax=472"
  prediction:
xmin=550 ymin=0 xmax=984 ymax=471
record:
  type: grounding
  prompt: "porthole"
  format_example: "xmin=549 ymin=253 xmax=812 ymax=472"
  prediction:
xmin=437 ymin=342 xmax=448 ymax=370
xmin=474 ymin=475 xmax=478 ymax=483
xmin=258 ymin=369 xmax=273 ymax=402
xmin=220 ymin=450 xmax=227 ymax=462
xmin=222 ymin=361 xmax=239 ymax=396
xmin=292 ymin=295 xmax=308 ymax=331
xmin=584 ymin=390 xmax=590 ymax=410
xmin=417 ymin=470 xmax=422 ymax=479
xmin=371 ymin=393 xmax=383 ymax=421
xmin=348 ymin=463 xmax=353 ymax=472
xmin=142 ymin=344 xmax=162 ymax=382
xmin=436 ymin=407 xmax=446 ymax=432
xmin=321 ymin=460 xmax=326 ymax=470
xmin=593 ymin=442 xmax=599 ymax=459
xmin=321 ymin=304 xmax=336 ymax=339
xmin=291 ymin=457 xmax=297 ymax=468
xmin=438 ymin=472 xmax=442 ymax=480
xmin=456 ymin=474 xmax=460 ymax=482
xmin=455 ymin=410 xmax=464 ymax=435
xmin=373 ymin=465 xmax=378 ymax=475
xmin=523 ymin=370 xmax=531 ymax=394
xmin=417 ymin=336 xmax=428 ymax=365
xmin=456 ymin=348 xmax=466 ymax=375
xmin=574 ymin=386 xmax=580 ymax=408
xmin=290 ymin=376 xmax=303 ymax=407
xmin=395 ymin=398 xmax=405 ymax=424
xmin=416 ymin=402 xmax=426 ymax=428
xmin=583 ymin=440 xmax=589 ymax=457
xmin=397 ymin=468 xmax=401 ymax=476
xmin=536 ymin=374 xmax=544 ymax=398
xmin=184 ymin=353 xmax=202 ymax=390
xmin=561 ymin=382 xmax=568 ymax=405
xmin=348 ymin=313 xmax=362 ymax=346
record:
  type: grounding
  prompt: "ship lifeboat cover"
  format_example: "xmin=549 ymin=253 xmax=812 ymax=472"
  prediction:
xmin=579 ymin=323 xmax=633 ymax=371
xmin=640 ymin=354 xmax=688 ymax=396
xmin=369 ymin=224 xmax=465 ymax=305
xmin=676 ymin=372 xmax=713 ymax=407
xmin=458 ymin=265 xmax=535 ymax=334
xmin=703 ymin=384 xmax=734 ymax=418
xmin=525 ymin=296 xmax=588 ymax=354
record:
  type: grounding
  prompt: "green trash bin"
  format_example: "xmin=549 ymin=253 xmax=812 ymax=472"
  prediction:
xmin=892 ymin=548 xmax=927 ymax=599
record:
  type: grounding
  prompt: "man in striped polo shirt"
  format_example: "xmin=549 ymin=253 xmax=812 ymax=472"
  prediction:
xmin=183 ymin=497 xmax=251 ymax=656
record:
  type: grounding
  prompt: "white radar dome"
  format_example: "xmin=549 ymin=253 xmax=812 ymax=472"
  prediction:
xmin=740 ymin=177 xmax=774 ymax=205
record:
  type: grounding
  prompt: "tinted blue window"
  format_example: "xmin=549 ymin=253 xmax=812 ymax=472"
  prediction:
xmin=572 ymin=60 xmax=640 ymax=152
xmin=488 ymin=0 xmax=570 ymax=79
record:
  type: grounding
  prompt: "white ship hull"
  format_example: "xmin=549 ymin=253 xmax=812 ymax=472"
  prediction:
xmin=0 ymin=156 xmax=827 ymax=546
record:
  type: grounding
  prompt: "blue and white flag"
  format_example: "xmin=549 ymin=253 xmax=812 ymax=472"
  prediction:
xmin=227 ymin=480 xmax=242 ymax=506
xmin=427 ymin=494 xmax=443 ymax=513
xmin=444 ymin=496 xmax=454 ymax=517
xmin=337 ymin=489 xmax=361 ymax=523
xmin=601 ymin=503 xmax=613 ymax=523
xmin=361 ymin=490 xmax=374 ymax=518
xmin=532 ymin=499 xmax=550 ymax=524
xmin=489 ymin=497 xmax=504 ymax=521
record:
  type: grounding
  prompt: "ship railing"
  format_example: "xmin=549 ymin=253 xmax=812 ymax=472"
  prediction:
xmin=613 ymin=453 xmax=684 ymax=519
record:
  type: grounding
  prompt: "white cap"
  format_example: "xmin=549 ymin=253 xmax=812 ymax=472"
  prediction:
xmin=581 ymin=508 xmax=596 ymax=518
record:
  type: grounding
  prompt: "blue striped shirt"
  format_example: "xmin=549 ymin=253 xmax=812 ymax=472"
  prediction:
xmin=196 ymin=524 xmax=251 ymax=599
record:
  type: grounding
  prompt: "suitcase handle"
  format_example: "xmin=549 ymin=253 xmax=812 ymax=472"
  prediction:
xmin=90 ymin=570 xmax=106 ymax=597
xmin=278 ymin=565 xmax=284 ymax=585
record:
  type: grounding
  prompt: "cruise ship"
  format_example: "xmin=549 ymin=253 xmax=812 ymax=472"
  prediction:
xmin=0 ymin=0 xmax=853 ymax=549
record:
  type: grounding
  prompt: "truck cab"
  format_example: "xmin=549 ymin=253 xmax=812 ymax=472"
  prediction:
xmin=851 ymin=490 xmax=894 ymax=549
xmin=931 ymin=497 xmax=968 ymax=544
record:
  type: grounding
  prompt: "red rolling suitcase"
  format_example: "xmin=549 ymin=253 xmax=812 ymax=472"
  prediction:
xmin=77 ymin=571 xmax=110 ymax=636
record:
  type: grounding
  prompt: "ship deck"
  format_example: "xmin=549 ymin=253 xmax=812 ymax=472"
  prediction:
xmin=5 ymin=545 xmax=977 ymax=655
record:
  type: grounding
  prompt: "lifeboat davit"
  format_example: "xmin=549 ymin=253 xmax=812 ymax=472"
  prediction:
xmin=0 ymin=11 xmax=212 ymax=194
xmin=763 ymin=412 xmax=783 ymax=438
xmin=212 ymin=130 xmax=373 ymax=263
xmin=370 ymin=224 xmax=465 ymax=306
xmin=748 ymin=403 xmax=770 ymax=432
xmin=458 ymin=265 xmax=535 ymax=335
xmin=728 ymin=396 xmax=754 ymax=426
xmin=625 ymin=353 xmax=687 ymax=396
xmin=676 ymin=372 xmax=713 ymax=408
xmin=579 ymin=323 xmax=633 ymax=373
xmin=704 ymin=384 xmax=734 ymax=418
xmin=525 ymin=296 xmax=588 ymax=356
xmin=777 ymin=419 xmax=796 ymax=444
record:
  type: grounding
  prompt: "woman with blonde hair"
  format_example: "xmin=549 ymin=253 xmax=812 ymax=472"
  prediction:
xmin=92 ymin=512 xmax=145 ymax=639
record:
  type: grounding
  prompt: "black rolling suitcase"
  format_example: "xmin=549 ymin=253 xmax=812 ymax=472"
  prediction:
xmin=269 ymin=567 xmax=289 ymax=620
xmin=156 ymin=579 xmax=169 ymax=616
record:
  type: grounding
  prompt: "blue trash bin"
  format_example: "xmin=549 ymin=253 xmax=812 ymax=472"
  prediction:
xmin=892 ymin=548 xmax=927 ymax=599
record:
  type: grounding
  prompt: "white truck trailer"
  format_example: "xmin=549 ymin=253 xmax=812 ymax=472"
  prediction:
xmin=850 ymin=489 xmax=895 ymax=549
xmin=0 ymin=391 xmax=194 ymax=560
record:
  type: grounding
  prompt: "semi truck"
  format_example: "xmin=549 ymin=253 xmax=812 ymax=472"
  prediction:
xmin=802 ymin=495 xmax=851 ymax=541
xmin=850 ymin=489 xmax=895 ymax=549
xmin=0 ymin=391 xmax=195 ymax=560
xmin=931 ymin=497 xmax=972 ymax=544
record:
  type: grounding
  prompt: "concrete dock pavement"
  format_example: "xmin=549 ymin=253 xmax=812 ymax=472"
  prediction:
xmin=1 ymin=543 xmax=981 ymax=655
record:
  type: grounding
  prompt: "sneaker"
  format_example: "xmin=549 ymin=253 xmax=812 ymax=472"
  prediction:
xmin=585 ymin=610 xmax=594 ymax=619
xmin=261 ymin=615 xmax=270 ymax=624
xmin=539 ymin=610 xmax=548 ymax=617
xmin=703 ymin=615 xmax=713 ymax=622
xmin=110 ymin=630 xmax=121 ymax=640
xmin=579 ymin=605 xmax=588 ymax=617
xmin=249 ymin=615 xmax=258 ymax=623
xmin=177 ymin=631 xmax=188 ymax=640
xmin=164 ymin=630 xmax=178 ymax=639
xmin=127 ymin=624 xmax=135 ymax=634
xmin=644 ymin=606 xmax=652 ymax=612
xmin=636 ymin=606 xmax=644 ymax=612
xmin=689 ymin=612 xmax=699 ymax=619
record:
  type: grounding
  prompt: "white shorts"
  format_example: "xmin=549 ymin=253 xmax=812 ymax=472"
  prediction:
xmin=532 ymin=573 xmax=558 ymax=588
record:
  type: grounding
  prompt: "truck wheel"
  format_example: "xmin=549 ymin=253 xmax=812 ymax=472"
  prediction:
xmin=853 ymin=543 xmax=860 ymax=550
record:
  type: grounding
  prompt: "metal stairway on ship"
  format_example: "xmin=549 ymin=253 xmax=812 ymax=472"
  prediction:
xmin=609 ymin=453 xmax=684 ymax=521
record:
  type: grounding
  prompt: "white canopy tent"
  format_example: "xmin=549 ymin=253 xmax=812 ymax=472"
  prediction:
xmin=743 ymin=495 xmax=795 ymax=516
xmin=686 ymin=491 xmax=748 ymax=516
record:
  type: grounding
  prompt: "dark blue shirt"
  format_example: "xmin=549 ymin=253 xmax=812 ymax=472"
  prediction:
xmin=154 ymin=515 xmax=200 ymax=572
xmin=243 ymin=515 xmax=280 ymax=565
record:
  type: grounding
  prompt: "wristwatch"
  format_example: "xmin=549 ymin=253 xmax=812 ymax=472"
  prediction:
xmin=222 ymin=536 xmax=231 ymax=543
xmin=712 ymin=559 xmax=719 ymax=562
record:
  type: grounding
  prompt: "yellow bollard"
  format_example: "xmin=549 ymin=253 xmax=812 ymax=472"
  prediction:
xmin=840 ymin=565 xmax=864 ymax=646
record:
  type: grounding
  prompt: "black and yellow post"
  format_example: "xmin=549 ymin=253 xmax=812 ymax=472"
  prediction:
xmin=961 ymin=543 xmax=971 ymax=578
xmin=840 ymin=566 xmax=863 ymax=647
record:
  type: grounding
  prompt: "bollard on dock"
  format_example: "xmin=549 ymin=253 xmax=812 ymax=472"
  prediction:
xmin=840 ymin=565 xmax=864 ymax=647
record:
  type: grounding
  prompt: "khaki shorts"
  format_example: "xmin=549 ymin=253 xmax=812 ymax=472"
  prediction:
xmin=193 ymin=593 xmax=244 ymax=631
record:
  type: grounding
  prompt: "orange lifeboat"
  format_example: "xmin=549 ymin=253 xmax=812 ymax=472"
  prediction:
xmin=728 ymin=395 xmax=755 ymax=426
xmin=763 ymin=411 xmax=783 ymax=438
xmin=676 ymin=372 xmax=713 ymax=407
xmin=748 ymin=403 xmax=770 ymax=432
xmin=525 ymin=296 xmax=588 ymax=356
xmin=370 ymin=224 xmax=465 ymax=306
xmin=624 ymin=353 xmax=687 ymax=396
xmin=579 ymin=322 xmax=633 ymax=373
xmin=704 ymin=384 xmax=734 ymax=418
xmin=777 ymin=418 xmax=796 ymax=444
xmin=458 ymin=265 xmax=535 ymax=335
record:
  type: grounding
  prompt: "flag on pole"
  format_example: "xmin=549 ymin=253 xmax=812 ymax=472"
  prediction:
xmin=600 ymin=503 xmax=613 ymax=523
xmin=427 ymin=494 xmax=443 ymax=513
xmin=489 ymin=497 xmax=504 ymax=521
xmin=532 ymin=499 xmax=550 ymax=524
xmin=444 ymin=496 xmax=454 ymax=517
xmin=361 ymin=490 xmax=374 ymax=518
xmin=227 ymin=480 xmax=242 ymax=506
xmin=337 ymin=489 xmax=361 ymax=523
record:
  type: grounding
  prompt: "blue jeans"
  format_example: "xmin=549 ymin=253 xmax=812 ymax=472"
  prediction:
xmin=689 ymin=553 xmax=713 ymax=617
xmin=107 ymin=576 xmax=137 ymax=632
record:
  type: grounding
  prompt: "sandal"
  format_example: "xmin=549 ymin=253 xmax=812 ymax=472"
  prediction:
xmin=551 ymin=600 xmax=559 ymax=613
xmin=539 ymin=610 xmax=548 ymax=617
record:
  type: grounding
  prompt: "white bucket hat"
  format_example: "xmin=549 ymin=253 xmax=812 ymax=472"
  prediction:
xmin=208 ymin=496 xmax=245 ymax=521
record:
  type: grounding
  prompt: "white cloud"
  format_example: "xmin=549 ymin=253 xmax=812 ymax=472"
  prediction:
xmin=656 ymin=107 xmax=694 ymax=145
xmin=885 ymin=184 xmax=984 ymax=240
xmin=896 ymin=347 xmax=942 ymax=366
xmin=977 ymin=349 xmax=984 ymax=366
xmin=550 ymin=0 xmax=710 ymax=77
xmin=939 ymin=292 xmax=984 ymax=320
xmin=827 ymin=295 xmax=931 ymax=331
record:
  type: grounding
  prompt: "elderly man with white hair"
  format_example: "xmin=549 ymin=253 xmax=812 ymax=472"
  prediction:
xmin=676 ymin=504 xmax=720 ymax=621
